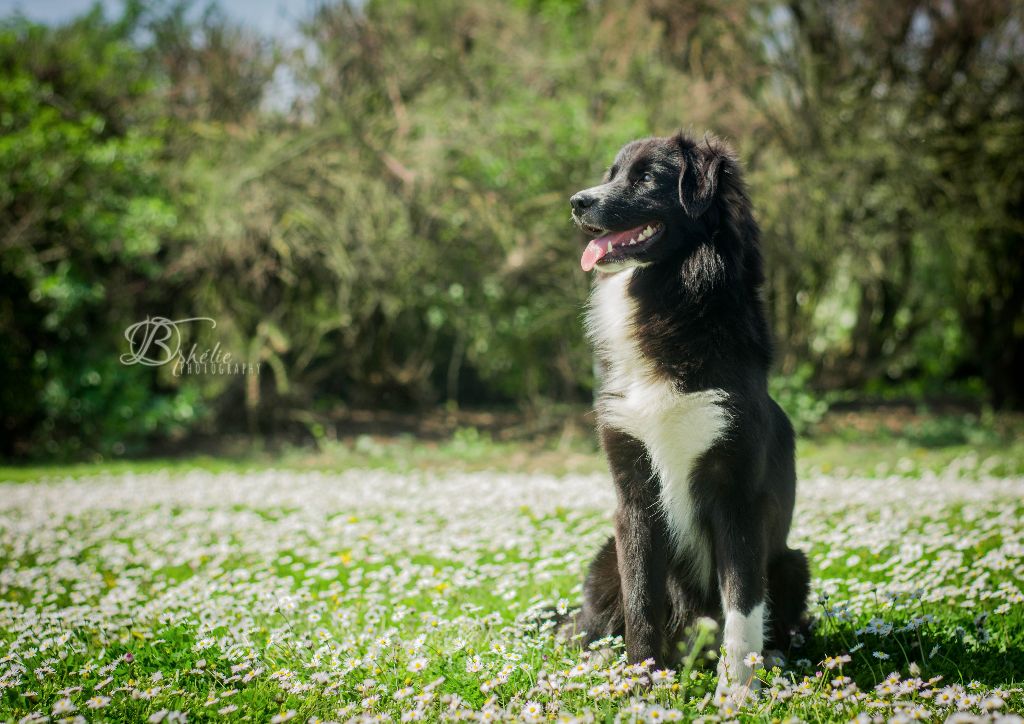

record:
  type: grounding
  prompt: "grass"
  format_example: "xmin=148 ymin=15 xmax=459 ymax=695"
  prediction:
xmin=1 ymin=409 xmax=1022 ymax=721
xmin=3 ymin=408 xmax=1023 ymax=483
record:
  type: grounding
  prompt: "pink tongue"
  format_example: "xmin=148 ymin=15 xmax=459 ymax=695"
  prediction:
xmin=580 ymin=227 xmax=644 ymax=272
xmin=580 ymin=239 xmax=608 ymax=272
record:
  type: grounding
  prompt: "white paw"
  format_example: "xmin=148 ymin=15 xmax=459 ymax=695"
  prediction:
xmin=715 ymin=656 xmax=762 ymax=703
xmin=716 ymin=605 xmax=766 ymax=704
xmin=588 ymin=646 xmax=617 ymax=669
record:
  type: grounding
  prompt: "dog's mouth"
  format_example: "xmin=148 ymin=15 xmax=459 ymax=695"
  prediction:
xmin=580 ymin=222 xmax=665 ymax=272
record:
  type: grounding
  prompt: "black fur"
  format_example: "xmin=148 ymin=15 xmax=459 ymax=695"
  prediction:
xmin=565 ymin=132 xmax=810 ymax=667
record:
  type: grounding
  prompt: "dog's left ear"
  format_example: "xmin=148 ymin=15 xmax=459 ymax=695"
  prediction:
xmin=678 ymin=145 xmax=724 ymax=218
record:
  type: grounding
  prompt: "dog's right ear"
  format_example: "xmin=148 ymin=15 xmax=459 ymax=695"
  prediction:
xmin=678 ymin=144 xmax=724 ymax=218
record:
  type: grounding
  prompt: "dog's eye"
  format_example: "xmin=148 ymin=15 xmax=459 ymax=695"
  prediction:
xmin=639 ymin=172 xmax=654 ymax=184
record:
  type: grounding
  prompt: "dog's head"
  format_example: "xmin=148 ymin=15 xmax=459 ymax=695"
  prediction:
xmin=571 ymin=133 xmax=734 ymax=273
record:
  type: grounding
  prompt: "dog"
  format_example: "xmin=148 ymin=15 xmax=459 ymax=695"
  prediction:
xmin=563 ymin=132 xmax=809 ymax=698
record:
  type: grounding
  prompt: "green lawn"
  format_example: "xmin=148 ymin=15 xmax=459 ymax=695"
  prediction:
xmin=1 ymin=416 xmax=1022 ymax=721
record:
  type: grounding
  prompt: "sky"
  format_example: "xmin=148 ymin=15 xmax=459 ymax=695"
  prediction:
xmin=0 ymin=0 xmax=309 ymax=39
xmin=0 ymin=0 xmax=315 ymax=108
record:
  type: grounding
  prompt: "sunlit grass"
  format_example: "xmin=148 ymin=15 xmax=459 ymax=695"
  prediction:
xmin=1 ymin=461 xmax=1022 ymax=721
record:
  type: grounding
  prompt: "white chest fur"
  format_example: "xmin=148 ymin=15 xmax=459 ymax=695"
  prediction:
xmin=586 ymin=270 xmax=730 ymax=587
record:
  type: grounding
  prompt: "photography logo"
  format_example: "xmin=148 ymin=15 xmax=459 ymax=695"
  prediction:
xmin=120 ymin=316 xmax=261 ymax=377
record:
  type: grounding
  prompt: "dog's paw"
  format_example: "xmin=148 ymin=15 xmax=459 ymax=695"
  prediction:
xmin=714 ymin=655 xmax=762 ymax=705
xmin=588 ymin=646 xmax=618 ymax=670
xmin=554 ymin=609 xmax=584 ymax=644
xmin=713 ymin=677 xmax=761 ymax=709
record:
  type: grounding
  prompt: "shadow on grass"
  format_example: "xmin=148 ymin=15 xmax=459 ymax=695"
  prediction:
xmin=794 ymin=618 xmax=1024 ymax=689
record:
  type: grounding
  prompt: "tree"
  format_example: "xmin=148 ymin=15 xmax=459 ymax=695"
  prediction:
xmin=0 ymin=5 xmax=193 ymax=456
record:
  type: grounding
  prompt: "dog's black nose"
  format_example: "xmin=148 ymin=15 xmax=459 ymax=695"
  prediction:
xmin=570 ymin=191 xmax=596 ymax=211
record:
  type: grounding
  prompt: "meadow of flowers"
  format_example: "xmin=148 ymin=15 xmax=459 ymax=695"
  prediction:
xmin=1 ymin=462 xmax=1022 ymax=722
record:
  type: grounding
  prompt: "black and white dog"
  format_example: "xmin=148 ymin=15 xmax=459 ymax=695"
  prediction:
xmin=564 ymin=132 xmax=809 ymax=697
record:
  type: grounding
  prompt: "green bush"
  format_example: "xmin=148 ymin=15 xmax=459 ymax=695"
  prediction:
xmin=0 ymin=9 xmax=204 ymax=458
xmin=771 ymin=367 xmax=829 ymax=436
xmin=1 ymin=0 xmax=1021 ymax=459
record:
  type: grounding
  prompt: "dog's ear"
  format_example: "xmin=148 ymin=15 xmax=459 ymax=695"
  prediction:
xmin=678 ymin=144 xmax=724 ymax=218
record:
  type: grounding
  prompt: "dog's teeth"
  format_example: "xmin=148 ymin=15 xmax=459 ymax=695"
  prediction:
xmin=645 ymin=225 xmax=654 ymax=235
xmin=629 ymin=238 xmax=637 ymax=245
xmin=606 ymin=241 xmax=613 ymax=253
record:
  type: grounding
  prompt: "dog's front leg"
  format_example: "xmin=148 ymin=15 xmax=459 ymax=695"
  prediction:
xmin=603 ymin=427 xmax=668 ymax=667
xmin=712 ymin=509 xmax=766 ymax=701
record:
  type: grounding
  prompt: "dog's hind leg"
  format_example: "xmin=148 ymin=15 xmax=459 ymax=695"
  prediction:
xmin=558 ymin=535 xmax=624 ymax=648
xmin=766 ymin=547 xmax=810 ymax=650
xmin=662 ymin=565 xmax=710 ymax=667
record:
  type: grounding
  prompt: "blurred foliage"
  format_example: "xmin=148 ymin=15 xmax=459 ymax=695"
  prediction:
xmin=0 ymin=3 xmax=203 ymax=457
xmin=0 ymin=0 xmax=1022 ymax=459
xmin=769 ymin=365 xmax=829 ymax=435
